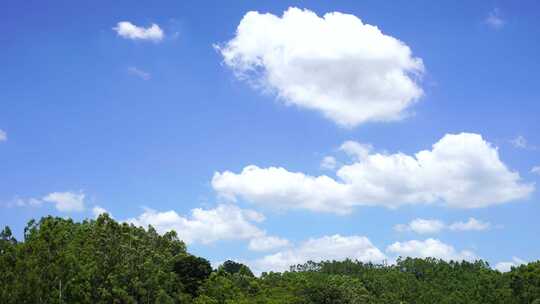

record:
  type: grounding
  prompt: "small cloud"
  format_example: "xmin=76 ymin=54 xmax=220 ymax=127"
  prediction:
xmin=0 ymin=129 xmax=7 ymax=142
xmin=92 ymin=206 xmax=111 ymax=219
xmin=531 ymin=166 xmax=540 ymax=175
xmin=320 ymin=156 xmax=338 ymax=170
xmin=113 ymin=21 xmax=164 ymax=42
xmin=394 ymin=218 xmax=445 ymax=234
xmin=510 ymin=135 xmax=527 ymax=149
xmin=495 ymin=257 xmax=526 ymax=272
xmin=127 ymin=67 xmax=151 ymax=80
xmin=5 ymin=191 xmax=86 ymax=212
xmin=42 ymin=191 xmax=86 ymax=212
xmin=387 ymin=238 xmax=477 ymax=261
xmin=339 ymin=140 xmax=373 ymax=161
xmin=510 ymin=135 xmax=537 ymax=150
xmin=6 ymin=197 xmax=42 ymax=208
xmin=485 ymin=8 xmax=505 ymax=29
xmin=248 ymin=234 xmax=386 ymax=274
xmin=248 ymin=235 xmax=290 ymax=252
xmin=395 ymin=217 xmax=491 ymax=234
xmin=448 ymin=218 xmax=491 ymax=231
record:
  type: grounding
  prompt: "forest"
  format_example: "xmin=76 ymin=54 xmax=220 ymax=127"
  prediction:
xmin=1 ymin=214 xmax=539 ymax=303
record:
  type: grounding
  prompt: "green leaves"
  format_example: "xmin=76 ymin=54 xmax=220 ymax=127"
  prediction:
xmin=1 ymin=216 xmax=539 ymax=303
xmin=219 ymin=260 xmax=254 ymax=277
xmin=0 ymin=215 xmax=189 ymax=303
xmin=173 ymin=254 xmax=212 ymax=297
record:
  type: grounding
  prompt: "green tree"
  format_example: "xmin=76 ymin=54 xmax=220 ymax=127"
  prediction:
xmin=220 ymin=260 xmax=254 ymax=277
xmin=173 ymin=254 xmax=212 ymax=297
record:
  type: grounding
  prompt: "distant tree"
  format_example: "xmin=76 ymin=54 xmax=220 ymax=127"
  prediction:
xmin=300 ymin=273 xmax=373 ymax=303
xmin=220 ymin=260 xmax=254 ymax=277
xmin=0 ymin=226 xmax=17 ymax=301
xmin=173 ymin=254 xmax=212 ymax=297
xmin=509 ymin=261 xmax=540 ymax=303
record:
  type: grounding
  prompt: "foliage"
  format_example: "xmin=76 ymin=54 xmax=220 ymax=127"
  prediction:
xmin=173 ymin=254 xmax=212 ymax=297
xmin=0 ymin=214 xmax=190 ymax=303
xmin=1 ymin=215 xmax=539 ymax=303
xmin=219 ymin=260 xmax=254 ymax=277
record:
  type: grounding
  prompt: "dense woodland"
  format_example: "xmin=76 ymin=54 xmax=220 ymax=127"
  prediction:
xmin=1 ymin=215 xmax=539 ymax=303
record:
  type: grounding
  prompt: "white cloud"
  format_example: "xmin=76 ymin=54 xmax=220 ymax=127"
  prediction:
xmin=248 ymin=236 xmax=483 ymax=274
xmin=217 ymin=7 xmax=424 ymax=127
xmin=213 ymin=133 xmax=533 ymax=214
xmin=127 ymin=67 xmax=151 ymax=80
xmin=42 ymin=191 xmax=86 ymax=212
xmin=125 ymin=204 xmax=284 ymax=247
xmin=387 ymin=238 xmax=476 ymax=261
xmin=532 ymin=166 xmax=540 ymax=175
xmin=8 ymin=197 xmax=42 ymax=208
xmin=249 ymin=234 xmax=386 ymax=273
xmin=0 ymin=129 xmax=6 ymax=142
xmin=448 ymin=218 xmax=490 ymax=231
xmin=7 ymin=192 xmax=86 ymax=212
xmin=320 ymin=156 xmax=338 ymax=170
xmin=248 ymin=235 xmax=291 ymax=252
xmin=92 ymin=206 xmax=111 ymax=219
xmin=340 ymin=140 xmax=373 ymax=161
xmin=494 ymin=257 xmax=526 ymax=272
xmin=213 ymin=165 xmax=351 ymax=214
xmin=113 ymin=21 xmax=164 ymax=42
xmin=485 ymin=8 xmax=505 ymax=29
xmin=395 ymin=217 xmax=491 ymax=234
xmin=394 ymin=218 xmax=445 ymax=234
xmin=510 ymin=135 xmax=528 ymax=149
xmin=510 ymin=136 xmax=537 ymax=150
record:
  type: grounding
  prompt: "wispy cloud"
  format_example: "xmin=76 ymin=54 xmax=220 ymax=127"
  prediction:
xmin=7 ymin=191 xmax=86 ymax=212
xmin=394 ymin=219 xmax=446 ymax=234
xmin=0 ymin=129 xmax=7 ymax=142
xmin=320 ymin=156 xmax=338 ymax=170
xmin=448 ymin=218 xmax=491 ymax=231
xmin=394 ymin=217 xmax=491 ymax=234
xmin=510 ymin=135 xmax=527 ymax=148
xmin=128 ymin=67 xmax=151 ymax=80
xmin=485 ymin=8 xmax=505 ymax=29
xmin=510 ymin=135 xmax=537 ymax=150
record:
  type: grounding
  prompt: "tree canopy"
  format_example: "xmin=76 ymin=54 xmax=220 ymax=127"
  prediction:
xmin=1 ymin=215 xmax=538 ymax=303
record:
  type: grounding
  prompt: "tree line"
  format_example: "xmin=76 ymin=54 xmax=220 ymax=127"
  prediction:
xmin=1 ymin=214 xmax=539 ymax=303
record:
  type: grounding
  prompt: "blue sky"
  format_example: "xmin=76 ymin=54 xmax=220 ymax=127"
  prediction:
xmin=1 ymin=0 xmax=539 ymax=273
